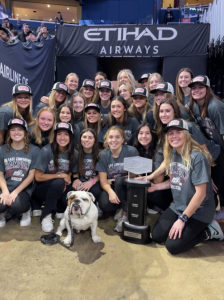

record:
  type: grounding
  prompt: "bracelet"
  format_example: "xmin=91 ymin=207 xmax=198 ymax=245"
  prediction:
xmin=178 ymin=215 xmax=187 ymax=223
xmin=57 ymin=174 xmax=61 ymax=178
xmin=90 ymin=178 xmax=96 ymax=185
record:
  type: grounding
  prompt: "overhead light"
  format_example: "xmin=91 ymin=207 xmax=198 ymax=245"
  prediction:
xmin=49 ymin=19 xmax=52 ymax=21
xmin=25 ymin=15 xmax=27 ymax=16
xmin=72 ymin=19 xmax=75 ymax=21
xmin=67 ymin=7 xmax=69 ymax=10
xmin=16 ymin=14 xmax=19 ymax=16
xmin=47 ymin=5 xmax=50 ymax=7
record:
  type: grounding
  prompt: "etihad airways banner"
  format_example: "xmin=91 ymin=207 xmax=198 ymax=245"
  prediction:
xmin=56 ymin=24 xmax=210 ymax=57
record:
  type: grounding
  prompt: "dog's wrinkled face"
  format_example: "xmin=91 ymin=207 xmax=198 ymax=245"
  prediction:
xmin=67 ymin=191 xmax=95 ymax=216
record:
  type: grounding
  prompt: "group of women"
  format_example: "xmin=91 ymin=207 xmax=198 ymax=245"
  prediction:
xmin=0 ymin=67 xmax=224 ymax=255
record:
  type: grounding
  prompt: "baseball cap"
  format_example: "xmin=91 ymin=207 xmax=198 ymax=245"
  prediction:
xmin=163 ymin=118 xmax=189 ymax=133
xmin=132 ymin=87 xmax=148 ymax=98
xmin=52 ymin=82 xmax=69 ymax=94
xmin=12 ymin=84 xmax=33 ymax=96
xmin=98 ymin=80 xmax=113 ymax=90
xmin=150 ymin=82 xmax=174 ymax=94
xmin=84 ymin=103 xmax=100 ymax=113
xmin=8 ymin=118 xmax=28 ymax=131
xmin=138 ymin=73 xmax=151 ymax=83
xmin=0 ymin=27 xmax=12 ymax=37
xmin=82 ymin=79 xmax=96 ymax=90
xmin=54 ymin=122 xmax=73 ymax=133
xmin=188 ymin=75 xmax=210 ymax=88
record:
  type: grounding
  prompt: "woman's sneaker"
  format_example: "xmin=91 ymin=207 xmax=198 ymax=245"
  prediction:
xmin=207 ymin=220 xmax=224 ymax=241
xmin=41 ymin=214 xmax=54 ymax=232
xmin=114 ymin=216 xmax=127 ymax=233
xmin=114 ymin=209 xmax=123 ymax=221
xmin=0 ymin=212 xmax=6 ymax=228
xmin=55 ymin=213 xmax=64 ymax=219
xmin=215 ymin=210 xmax=224 ymax=222
xmin=32 ymin=209 xmax=42 ymax=217
xmin=20 ymin=209 xmax=31 ymax=227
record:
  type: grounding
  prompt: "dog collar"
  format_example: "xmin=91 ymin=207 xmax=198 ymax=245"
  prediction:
xmin=81 ymin=200 xmax=91 ymax=216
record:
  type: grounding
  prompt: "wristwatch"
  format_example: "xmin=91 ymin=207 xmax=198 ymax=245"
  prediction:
xmin=181 ymin=214 xmax=189 ymax=222
xmin=58 ymin=174 xmax=61 ymax=178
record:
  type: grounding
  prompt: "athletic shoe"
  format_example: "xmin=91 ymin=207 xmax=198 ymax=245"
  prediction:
xmin=0 ymin=212 xmax=6 ymax=228
xmin=207 ymin=220 xmax=224 ymax=241
xmin=32 ymin=209 xmax=42 ymax=217
xmin=114 ymin=216 xmax=127 ymax=233
xmin=114 ymin=209 xmax=123 ymax=221
xmin=20 ymin=209 xmax=31 ymax=227
xmin=55 ymin=213 xmax=64 ymax=219
xmin=215 ymin=210 xmax=224 ymax=222
xmin=41 ymin=214 xmax=54 ymax=232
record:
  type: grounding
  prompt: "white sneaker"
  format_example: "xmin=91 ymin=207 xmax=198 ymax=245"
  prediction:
xmin=215 ymin=210 xmax=224 ymax=222
xmin=41 ymin=214 xmax=54 ymax=232
xmin=114 ymin=209 xmax=123 ymax=221
xmin=55 ymin=213 xmax=64 ymax=219
xmin=32 ymin=209 xmax=42 ymax=217
xmin=0 ymin=212 xmax=6 ymax=228
xmin=114 ymin=217 xmax=126 ymax=233
xmin=20 ymin=209 xmax=31 ymax=227
xmin=207 ymin=220 xmax=224 ymax=241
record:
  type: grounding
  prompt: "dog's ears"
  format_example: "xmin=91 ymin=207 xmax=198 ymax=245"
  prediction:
xmin=86 ymin=192 xmax=95 ymax=202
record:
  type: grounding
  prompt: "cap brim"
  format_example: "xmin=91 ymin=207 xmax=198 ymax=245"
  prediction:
xmin=83 ymin=84 xmax=95 ymax=90
xmin=13 ymin=92 xmax=33 ymax=96
xmin=85 ymin=107 xmax=100 ymax=112
xmin=188 ymin=81 xmax=207 ymax=88
xmin=132 ymin=92 xmax=147 ymax=97
xmin=163 ymin=125 xmax=187 ymax=133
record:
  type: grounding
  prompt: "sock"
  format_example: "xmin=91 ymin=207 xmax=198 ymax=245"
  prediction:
xmin=122 ymin=215 xmax=127 ymax=222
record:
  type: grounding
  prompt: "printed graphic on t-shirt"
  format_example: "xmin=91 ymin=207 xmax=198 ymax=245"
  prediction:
xmin=108 ymin=162 xmax=127 ymax=179
xmin=4 ymin=157 xmax=31 ymax=182
xmin=170 ymin=162 xmax=189 ymax=191
xmin=196 ymin=117 xmax=215 ymax=140
xmin=48 ymin=158 xmax=69 ymax=173
xmin=83 ymin=159 xmax=96 ymax=180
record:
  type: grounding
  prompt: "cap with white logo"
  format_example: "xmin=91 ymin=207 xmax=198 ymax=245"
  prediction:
xmin=82 ymin=79 xmax=96 ymax=90
xmin=138 ymin=73 xmax=151 ymax=83
xmin=132 ymin=87 xmax=148 ymax=98
xmin=12 ymin=84 xmax=33 ymax=96
xmin=150 ymin=82 xmax=174 ymax=94
xmin=98 ymin=80 xmax=113 ymax=90
xmin=54 ymin=122 xmax=73 ymax=133
xmin=52 ymin=82 xmax=69 ymax=94
xmin=163 ymin=118 xmax=189 ymax=133
xmin=8 ymin=118 xmax=28 ymax=131
xmin=188 ymin=75 xmax=210 ymax=88
xmin=84 ymin=103 xmax=100 ymax=113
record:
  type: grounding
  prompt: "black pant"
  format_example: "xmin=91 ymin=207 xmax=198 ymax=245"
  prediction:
xmin=152 ymin=207 xmax=208 ymax=255
xmin=147 ymin=189 xmax=173 ymax=211
xmin=75 ymin=181 xmax=102 ymax=201
xmin=0 ymin=191 xmax=30 ymax=214
xmin=211 ymin=151 xmax=224 ymax=207
xmin=98 ymin=177 xmax=127 ymax=212
xmin=33 ymin=178 xmax=75 ymax=221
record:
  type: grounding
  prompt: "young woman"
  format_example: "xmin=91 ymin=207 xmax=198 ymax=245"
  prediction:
xmin=78 ymin=103 xmax=101 ymax=134
xmin=57 ymin=104 xmax=80 ymax=148
xmin=117 ymin=81 xmax=133 ymax=108
xmin=150 ymin=118 xmax=223 ymax=255
xmin=147 ymin=73 xmax=163 ymax=105
xmin=96 ymin=126 xmax=139 ymax=232
xmin=0 ymin=84 xmax=34 ymax=145
xmin=128 ymin=87 xmax=152 ymax=123
xmin=94 ymin=71 xmax=107 ymax=88
xmin=79 ymin=79 xmax=96 ymax=105
xmin=73 ymin=129 xmax=103 ymax=215
xmin=33 ymin=122 xmax=78 ymax=232
xmin=176 ymin=68 xmax=193 ymax=106
xmin=29 ymin=107 xmax=56 ymax=148
xmin=33 ymin=82 xmax=69 ymax=117
xmin=70 ymin=92 xmax=85 ymax=125
xmin=0 ymin=118 xmax=39 ymax=228
xmin=117 ymin=69 xmax=137 ymax=90
xmin=98 ymin=96 xmax=140 ymax=147
xmin=94 ymin=80 xmax=114 ymax=119
xmin=188 ymin=75 xmax=224 ymax=221
xmin=138 ymin=73 xmax=151 ymax=88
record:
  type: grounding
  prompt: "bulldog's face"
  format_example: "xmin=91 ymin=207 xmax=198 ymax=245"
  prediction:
xmin=67 ymin=191 xmax=95 ymax=216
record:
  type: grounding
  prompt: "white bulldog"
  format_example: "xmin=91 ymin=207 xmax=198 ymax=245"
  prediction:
xmin=56 ymin=191 xmax=101 ymax=245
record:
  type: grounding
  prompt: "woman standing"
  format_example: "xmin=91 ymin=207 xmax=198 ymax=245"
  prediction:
xmin=96 ymin=126 xmax=139 ymax=232
xmin=151 ymin=119 xmax=223 ymax=255
xmin=117 ymin=69 xmax=137 ymax=90
xmin=118 ymin=81 xmax=133 ymax=108
xmin=0 ymin=118 xmax=39 ymax=227
xmin=94 ymin=72 xmax=107 ymax=88
xmin=0 ymin=84 xmax=34 ymax=145
xmin=94 ymin=80 xmax=114 ymax=119
xmin=176 ymin=68 xmax=193 ymax=106
xmin=33 ymin=122 xmax=78 ymax=232
xmin=147 ymin=73 xmax=163 ymax=105
xmin=138 ymin=73 xmax=151 ymax=88
xmin=70 ymin=93 xmax=85 ymax=126
xmin=79 ymin=79 xmax=96 ymax=105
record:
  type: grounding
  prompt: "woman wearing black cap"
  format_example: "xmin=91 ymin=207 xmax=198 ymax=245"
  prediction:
xmin=33 ymin=82 xmax=69 ymax=117
xmin=79 ymin=79 xmax=96 ymax=105
xmin=138 ymin=73 xmax=151 ymax=88
xmin=150 ymin=119 xmax=223 ymax=255
xmin=0 ymin=84 xmax=34 ymax=146
xmin=0 ymin=118 xmax=39 ymax=228
xmin=93 ymin=80 xmax=114 ymax=119
xmin=33 ymin=122 xmax=78 ymax=232
xmin=78 ymin=103 xmax=101 ymax=134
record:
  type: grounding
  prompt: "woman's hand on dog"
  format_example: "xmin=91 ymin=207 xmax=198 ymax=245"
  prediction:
xmin=72 ymin=179 xmax=83 ymax=190
xmin=108 ymin=190 xmax=120 ymax=204
xmin=78 ymin=181 xmax=93 ymax=191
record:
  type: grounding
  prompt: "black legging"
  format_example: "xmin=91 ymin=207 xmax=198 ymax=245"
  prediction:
xmin=147 ymin=189 xmax=173 ymax=211
xmin=152 ymin=207 xmax=208 ymax=255
xmin=78 ymin=181 xmax=103 ymax=201
xmin=98 ymin=177 xmax=127 ymax=212
xmin=211 ymin=150 xmax=224 ymax=207
xmin=33 ymin=178 xmax=75 ymax=221
xmin=0 ymin=191 xmax=30 ymax=214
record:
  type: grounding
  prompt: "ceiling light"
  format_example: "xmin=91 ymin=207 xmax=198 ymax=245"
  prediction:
xmin=25 ymin=15 xmax=27 ymax=16
xmin=72 ymin=19 xmax=75 ymax=21
xmin=16 ymin=14 xmax=19 ymax=16
xmin=47 ymin=5 xmax=50 ymax=7
xmin=49 ymin=19 xmax=52 ymax=21
xmin=67 ymin=7 xmax=69 ymax=10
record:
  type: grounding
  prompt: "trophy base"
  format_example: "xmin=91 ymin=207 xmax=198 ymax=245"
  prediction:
xmin=121 ymin=221 xmax=152 ymax=244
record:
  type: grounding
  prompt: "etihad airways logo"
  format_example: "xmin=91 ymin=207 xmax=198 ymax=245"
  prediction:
xmin=84 ymin=27 xmax=178 ymax=42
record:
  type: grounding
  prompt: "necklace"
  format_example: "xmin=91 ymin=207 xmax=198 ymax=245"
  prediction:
xmin=12 ymin=146 xmax=24 ymax=156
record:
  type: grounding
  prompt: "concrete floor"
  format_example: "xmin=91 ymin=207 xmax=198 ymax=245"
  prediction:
xmin=0 ymin=214 xmax=224 ymax=300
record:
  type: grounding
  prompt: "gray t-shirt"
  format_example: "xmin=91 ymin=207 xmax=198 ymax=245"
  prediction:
xmin=79 ymin=152 xmax=98 ymax=182
xmin=148 ymin=94 xmax=154 ymax=106
xmin=0 ymin=144 xmax=40 ymax=196
xmin=33 ymin=103 xmax=48 ymax=118
xmin=36 ymin=144 xmax=78 ymax=174
xmin=183 ymin=94 xmax=191 ymax=106
xmin=96 ymin=145 xmax=139 ymax=179
xmin=169 ymin=150 xmax=215 ymax=223
xmin=98 ymin=117 xmax=140 ymax=146
xmin=146 ymin=111 xmax=156 ymax=130
xmin=0 ymin=105 xmax=14 ymax=131
xmin=99 ymin=103 xmax=111 ymax=119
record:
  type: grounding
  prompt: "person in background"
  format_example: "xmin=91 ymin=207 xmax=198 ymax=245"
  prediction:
xmin=79 ymin=79 xmax=96 ymax=105
xmin=11 ymin=29 xmax=18 ymax=40
xmin=3 ymin=18 xmax=13 ymax=30
xmin=26 ymin=31 xmax=37 ymax=42
xmin=70 ymin=92 xmax=85 ymax=125
xmin=163 ymin=7 xmax=174 ymax=24
xmin=118 ymin=81 xmax=133 ymax=108
xmin=117 ymin=69 xmax=138 ymax=91
xmin=17 ymin=23 xmax=30 ymax=42
xmin=176 ymin=68 xmax=194 ymax=106
xmin=94 ymin=80 xmax=114 ymax=119
xmin=79 ymin=103 xmax=101 ymax=134
xmin=37 ymin=26 xmax=52 ymax=42
xmin=147 ymin=73 xmax=164 ymax=105
xmin=138 ymin=73 xmax=151 ymax=88
xmin=36 ymin=22 xmax=45 ymax=34
xmin=14 ymin=18 xmax=22 ymax=30
xmin=94 ymin=72 xmax=107 ymax=88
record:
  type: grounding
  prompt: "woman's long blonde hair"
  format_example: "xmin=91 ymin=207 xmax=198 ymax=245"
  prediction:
xmin=117 ymin=69 xmax=137 ymax=90
xmin=31 ymin=107 xmax=56 ymax=145
xmin=2 ymin=95 xmax=34 ymax=126
xmin=128 ymin=100 xmax=151 ymax=123
xmin=175 ymin=68 xmax=193 ymax=105
xmin=147 ymin=73 xmax=163 ymax=94
xmin=164 ymin=129 xmax=214 ymax=176
xmin=79 ymin=86 xmax=96 ymax=105
xmin=48 ymin=90 xmax=68 ymax=111
xmin=70 ymin=92 xmax=86 ymax=120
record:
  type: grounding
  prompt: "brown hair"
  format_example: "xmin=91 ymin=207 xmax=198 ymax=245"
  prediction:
xmin=48 ymin=90 xmax=68 ymax=111
xmin=83 ymin=108 xmax=101 ymax=134
xmin=175 ymin=68 xmax=194 ymax=105
xmin=128 ymin=100 xmax=151 ymax=123
xmin=103 ymin=125 xmax=125 ymax=146
xmin=147 ymin=73 xmax=163 ymax=94
xmin=6 ymin=128 xmax=30 ymax=154
xmin=70 ymin=92 xmax=85 ymax=120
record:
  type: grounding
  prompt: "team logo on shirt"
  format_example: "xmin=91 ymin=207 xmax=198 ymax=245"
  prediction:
xmin=135 ymin=88 xmax=144 ymax=93
xmin=18 ymin=86 xmax=29 ymax=92
xmin=13 ymin=170 xmax=24 ymax=177
xmin=59 ymin=84 xmax=67 ymax=91
xmin=86 ymin=81 xmax=94 ymax=86
xmin=157 ymin=83 xmax=165 ymax=89
xmin=170 ymin=162 xmax=189 ymax=191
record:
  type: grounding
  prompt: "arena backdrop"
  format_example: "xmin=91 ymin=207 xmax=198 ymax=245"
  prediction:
xmin=55 ymin=24 xmax=210 ymax=90
xmin=0 ymin=38 xmax=55 ymax=107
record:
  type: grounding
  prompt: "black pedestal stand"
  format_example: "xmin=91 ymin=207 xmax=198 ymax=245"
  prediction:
xmin=121 ymin=179 xmax=152 ymax=244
